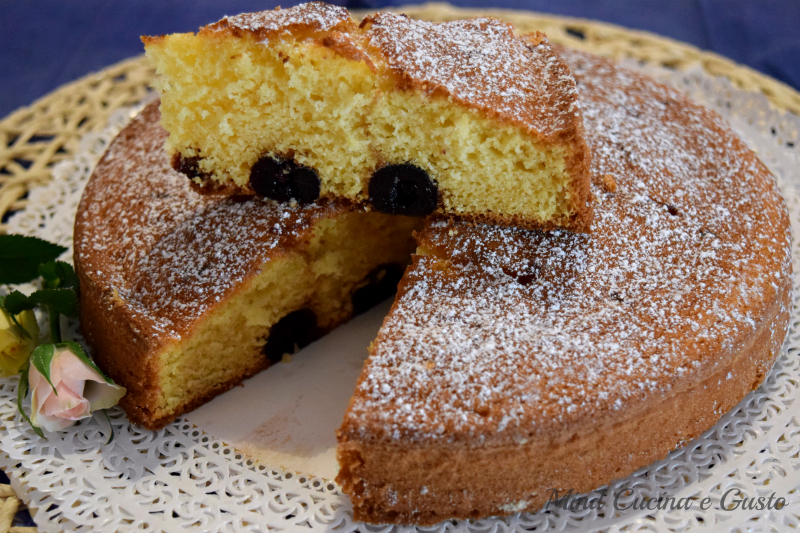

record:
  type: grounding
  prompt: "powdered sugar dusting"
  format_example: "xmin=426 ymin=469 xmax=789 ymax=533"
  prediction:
xmin=343 ymin=50 xmax=792 ymax=444
xmin=209 ymin=2 xmax=351 ymax=38
xmin=74 ymin=103 xmax=349 ymax=345
xmin=365 ymin=13 xmax=581 ymax=138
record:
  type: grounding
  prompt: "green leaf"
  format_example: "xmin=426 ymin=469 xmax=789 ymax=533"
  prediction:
xmin=17 ymin=367 xmax=44 ymax=438
xmin=30 ymin=343 xmax=57 ymax=395
xmin=2 ymin=291 xmax=34 ymax=340
xmin=39 ymin=261 xmax=78 ymax=289
xmin=38 ymin=261 xmax=60 ymax=288
xmin=29 ymin=289 xmax=78 ymax=317
xmin=0 ymin=235 xmax=66 ymax=285
xmin=2 ymin=291 xmax=34 ymax=315
xmin=38 ymin=261 xmax=79 ymax=291
xmin=59 ymin=341 xmax=116 ymax=385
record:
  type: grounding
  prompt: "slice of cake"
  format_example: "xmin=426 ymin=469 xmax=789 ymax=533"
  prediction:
xmin=142 ymin=3 xmax=592 ymax=231
xmin=335 ymin=49 xmax=792 ymax=524
xmin=74 ymin=102 xmax=420 ymax=429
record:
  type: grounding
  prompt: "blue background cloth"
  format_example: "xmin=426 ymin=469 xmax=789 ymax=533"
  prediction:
xmin=1 ymin=0 xmax=799 ymax=120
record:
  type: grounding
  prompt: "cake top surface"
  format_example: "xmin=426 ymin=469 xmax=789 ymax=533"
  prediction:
xmin=363 ymin=13 xmax=582 ymax=139
xmin=74 ymin=103 xmax=352 ymax=345
xmin=205 ymin=2 xmax=353 ymax=39
xmin=342 ymin=49 xmax=792 ymax=445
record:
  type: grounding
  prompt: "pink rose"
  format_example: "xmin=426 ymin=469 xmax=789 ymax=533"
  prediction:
xmin=29 ymin=343 xmax=125 ymax=432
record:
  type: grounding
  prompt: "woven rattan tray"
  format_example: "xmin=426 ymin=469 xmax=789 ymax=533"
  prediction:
xmin=1 ymin=4 xmax=800 ymax=532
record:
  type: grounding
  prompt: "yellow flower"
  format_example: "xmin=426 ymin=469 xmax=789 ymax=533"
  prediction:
xmin=0 ymin=309 xmax=39 ymax=377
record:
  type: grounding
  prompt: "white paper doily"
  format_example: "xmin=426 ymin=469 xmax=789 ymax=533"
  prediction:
xmin=1 ymin=64 xmax=799 ymax=532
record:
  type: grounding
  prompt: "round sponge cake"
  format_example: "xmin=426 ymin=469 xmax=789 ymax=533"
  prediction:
xmin=73 ymin=46 xmax=792 ymax=525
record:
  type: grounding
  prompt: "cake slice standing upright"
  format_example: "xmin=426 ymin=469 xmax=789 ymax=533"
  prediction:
xmin=143 ymin=2 xmax=593 ymax=231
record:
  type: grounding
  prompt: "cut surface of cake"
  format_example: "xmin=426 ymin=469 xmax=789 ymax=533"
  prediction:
xmin=143 ymin=2 xmax=593 ymax=231
xmin=335 ymin=48 xmax=793 ymax=525
xmin=73 ymin=102 xmax=420 ymax=430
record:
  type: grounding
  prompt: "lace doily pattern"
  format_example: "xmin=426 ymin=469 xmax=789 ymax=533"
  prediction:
xmin=0 ymin=70 xmax=799 ymax=533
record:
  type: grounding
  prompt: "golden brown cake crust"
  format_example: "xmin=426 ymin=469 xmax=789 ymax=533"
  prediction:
xmin=205 ymin=2 xmax=355 ymax=40
xmin=142 ymin=2 xmax=356 ymax=45
xmin=336 ymin=49 xmax=792 ymax=524
xmin=73 ymin=102 xmax=359 ymax=429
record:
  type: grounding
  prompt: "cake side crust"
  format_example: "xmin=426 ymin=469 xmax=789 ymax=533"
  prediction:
xmin=337 ymin=275 xmax=791 ymax=524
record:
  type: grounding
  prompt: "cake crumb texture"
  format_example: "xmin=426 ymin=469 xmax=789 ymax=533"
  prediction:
xmin=143 ymin=2 xmax=592 ymax=230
